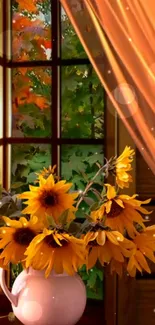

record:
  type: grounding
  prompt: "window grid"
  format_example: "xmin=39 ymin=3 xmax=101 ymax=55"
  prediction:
xmin=1 ymin=0 xmax=104 ymax=190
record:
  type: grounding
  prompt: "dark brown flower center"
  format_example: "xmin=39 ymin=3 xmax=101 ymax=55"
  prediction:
xmin=90 ymin=240 xmax=98 ymax=247
xmin=41 ymin=191 xmax=58 ymax=207
xmin=107 ymin=200 xmax=123 ymax=218
xmin=13 ymin=228 xmax=36 ymax=246
xmin=44 ymin=234 xmax=68 ymax=248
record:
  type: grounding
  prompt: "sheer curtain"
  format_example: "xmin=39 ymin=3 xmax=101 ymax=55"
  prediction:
xmin=60 ymin=0 xmax=155 ymax=174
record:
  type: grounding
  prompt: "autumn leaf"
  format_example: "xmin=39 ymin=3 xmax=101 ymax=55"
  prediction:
xmin=16 ymin=0 xmax=38 ymax=13
xmin=13 ymin=75 xmax=32 ymax=93
xmin=17 ymin=53 xmax=29 ymax=75
xmin=32 ymin=68 xmax=51 ymax=85
xmin=12 ymin=15 xmax=32 ymax=30
xmin=37 ymin=38 xmax=52 ymax=49
xmin=18 ymin=67 xmax=27 ymax=75
xmin=27 ymin=94 xmax=49 ymax=109
xmin=43 ymin=40 xmax=52 ymax=49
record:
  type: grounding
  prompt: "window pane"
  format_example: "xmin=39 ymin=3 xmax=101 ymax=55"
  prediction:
xmin=12 ymin=67 xmax=52 ymax=137
xmin=61 ymin=7 xmax=87 ymax=59
xmin=11 ymin=144 xmax=51 ymax=193
xmin=12 ymin=0 xmax=52 ymax=61
xmin=61 ymin=144 xmax=104 ymax=300
xmin=61 ymin=65 xmax=104 ymax=138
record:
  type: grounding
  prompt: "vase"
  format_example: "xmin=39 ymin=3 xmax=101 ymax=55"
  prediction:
xmin=0 ymin=267 xmax=86 ymax=325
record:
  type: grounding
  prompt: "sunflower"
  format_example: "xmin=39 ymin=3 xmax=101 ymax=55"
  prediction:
xmin=0 ymin=216 xmax=44 ymax=266
xmin=19 ymin=174 xmax=78 ymax=223
xmin=25 ymin=229 xmax=86 ymax=278
xmin=35 ymin=165 xmax=58 ymax=182
xmin=99 ymin=184 xmax=151 ymax=238
xmin=110 ymin=237 xmax=136 ymax=276
xmin=84 ymin=229 xmax=135 ymax=270
xmin=115 ymin=146 xmax=135 ymax=188
xmin=127 ymin=226 xmax=155 ymax=277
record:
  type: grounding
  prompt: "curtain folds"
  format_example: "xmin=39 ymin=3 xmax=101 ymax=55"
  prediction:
xmin=60 ymin=0 xmax=155 ymax=174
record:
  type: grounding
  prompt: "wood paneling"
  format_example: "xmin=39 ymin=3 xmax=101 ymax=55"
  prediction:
xmin=135 ymin=280 xmax=155 ymax=325
xmin=117 ymin=276 xmax=136 ymax=325
xmin=136 ymin=150 xmax=155 ymax=200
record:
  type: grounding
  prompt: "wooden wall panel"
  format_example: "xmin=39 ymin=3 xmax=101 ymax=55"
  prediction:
xmin=117 ymin=276 xmax=136 ymax=325
xmin=135 ymin=280 xmax=155 ymax=325
xmin=136 ymin=150 xmax=155 ymax=200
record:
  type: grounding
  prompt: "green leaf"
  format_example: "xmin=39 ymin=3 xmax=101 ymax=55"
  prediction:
xmin=59 ymin=209 xmax=69 ymax=226
xmin=27 ymin=172 xmax=37 ymax=183
xmin=87 ymin=269 xmax=97 ymax=288
xmin=71 ymin=174 xmax=86 ymax=190
xmin=68 ymin=153 xmax=86 ymax=172
xmin=9 ymin=211 xmax=22 ymax=218
xmin=20 ymin=166 xmax=30 ymax=178
xmin=86 ymin=153 xmax=103 ymax=166
xmin=11 ymin=182 xmax=26 ymax=189
xmin=62 ymin=162 xmax=73 ymax=180
xmin=96 ymin=268 xmax=104 ymax=282
xmin=83 ymin=197 xmax=95 ymax=206
xmin=46 ymin=215 xmax=57 ymax=228
xmin=90 ymin=202 xmax=99 ymax=211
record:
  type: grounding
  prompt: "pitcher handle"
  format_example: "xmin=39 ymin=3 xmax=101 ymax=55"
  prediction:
xmin=0 ymin=268 xmax=18 ymax=307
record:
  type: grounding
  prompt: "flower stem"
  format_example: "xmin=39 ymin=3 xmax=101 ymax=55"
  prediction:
xmin=76 ymin=163 xmax=107 ymax=209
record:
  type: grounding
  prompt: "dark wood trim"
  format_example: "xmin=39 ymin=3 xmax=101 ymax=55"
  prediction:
xmin=0 ymin=137 xmax=105 ymax=145
xmin=2 ymin=0 xmax=8 ymax=189
xmin=7 ymin=58 xmax=90 ymax=67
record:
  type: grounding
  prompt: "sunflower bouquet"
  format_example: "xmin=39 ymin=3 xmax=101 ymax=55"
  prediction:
xmin=0 ymin=146 xmax=155 ymax=279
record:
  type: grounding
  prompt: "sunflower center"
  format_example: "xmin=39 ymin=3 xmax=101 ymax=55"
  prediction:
xmin=90 ymin=240 xmax=98 ymax=247
xmin=45 ymin=234 xmax=68 ymax=248
xmin=13 ymin=228 xmax=36 ymax=246
xmin=107 ymin=200 xmax=123 ymax=218
xmin=42 ymin=191 xmax=58 ymax=207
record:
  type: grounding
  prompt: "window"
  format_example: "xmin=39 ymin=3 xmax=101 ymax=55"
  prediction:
xmin=0 ymin=0 xmax=105 ymax=309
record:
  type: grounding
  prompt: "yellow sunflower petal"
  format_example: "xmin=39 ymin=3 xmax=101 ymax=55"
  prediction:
xmin=96 ymin=231 xmax=106 ymax=246
xmin=45 ymin=253 xmax=55 ymax=278
xmin=105 ymin=184 xmax=117 ymax=200
xmin=105 ymin=200 xmax=112 ymax=214
xmin=88 ymin=247 xmax=98 ymax=269
xmin=135 ymin=251 xmax=151 ymax=273
xmin=114 ymin=198 xmax=124 ymax=208
xmin=111 ymin=231 xmax=124 ymax=242
xmin=127 ymin=255 xmax=142 ymax=275
xmin=2 ymin=217 xmax=22 ymax=228
xmin=39 ymin=176 xmax=47 ymax=187
xmin=106 ymin=232 xmax=120 ymax=245
xmin=107 ymin=242 xmax=124 ymax=262
xmin=139 ymin=247 xmax=155 ymax=263
xmin=99 ymin=243 xmax=111 ymax=264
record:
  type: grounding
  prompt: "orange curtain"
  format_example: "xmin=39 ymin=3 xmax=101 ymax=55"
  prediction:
xmin=60 ymin=0 xmax=155 ymax=174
